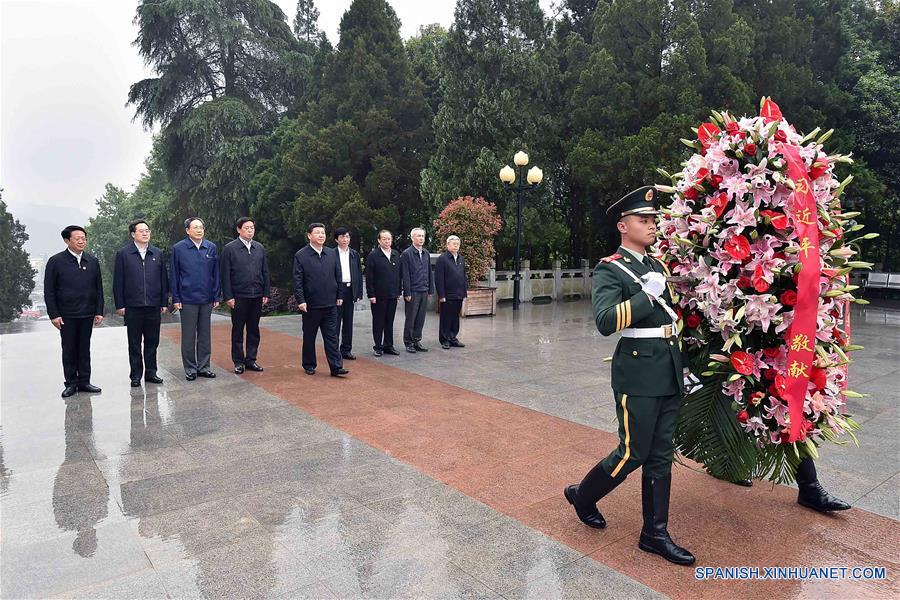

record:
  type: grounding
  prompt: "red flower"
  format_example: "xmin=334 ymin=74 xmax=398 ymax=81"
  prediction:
xmin=821 ymin=268 xmax=839 ymax=279
xmin=760 ymin=98 xmax=783 ymax=122
xmin=810 ymin=367 xmax=827 ymax=391
xmin=832 ymin=327 xmax=846 ymax=346
xmin=709 ymin=173 xmax=724 ymax=187
xmin=749 ymin=391 xmax=765 ymax=406
xmin=764 ymin=368 xmax=777 ymax=381
xmin=752 ymin=264 xmax=770 ymax=292
xmin=695 ymin=168 xmax=709 ymax=181
xmin=737 ymin=275 xmax=751 ymax=289
xmin=780 ymin=290 xmax=797 ymax=306
xmin=763 ymin=347 xmax=780 ymax=358
xmin=684 ymin=186 xmax=700 ymax=200
xmin=730 ymin=351 xmax=754 ymax=375
xmin=698 ymin=122 xmax=721 ymax=147
xmin=685 ymin=313 xmax=702 ymax=329
xmin=808 ymin=156 xmax=829 ymax=179
xmin=760 ymin=209 xmax=788 ymax=230
xmin=774 ymin=130 xmax=788 ymax=143
xmin=803 ymin=419 xmax=816 ymax=433
xmin=725 ymin=121 xmax=741 ymax=136
xmin=736 ymin=410 xmax=750 ymax=424
xmin=724 ymin=235 xmax=751 ymax=261
xmin=774 ymin=374 xmax=787 ymax=396
xmin=707 ymin=191 xmax=729 ymax=218
xmin=743 ymin=143 xmax=758 ymax=156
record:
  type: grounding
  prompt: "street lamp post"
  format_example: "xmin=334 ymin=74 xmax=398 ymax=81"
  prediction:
xmin=499 ymin=152 xmax=543 ymax=311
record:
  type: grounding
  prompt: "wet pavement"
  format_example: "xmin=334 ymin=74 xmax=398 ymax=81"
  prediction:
xmin=1 ymin=301 xmax=897 ymax=598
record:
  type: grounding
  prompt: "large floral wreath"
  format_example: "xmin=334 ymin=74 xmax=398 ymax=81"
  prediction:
xmin=655 ymin=98 xmax=874 ymax=483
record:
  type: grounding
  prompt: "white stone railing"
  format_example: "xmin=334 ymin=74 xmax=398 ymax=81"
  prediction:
xmin=481 ymin=260 xmax=592 ymax=303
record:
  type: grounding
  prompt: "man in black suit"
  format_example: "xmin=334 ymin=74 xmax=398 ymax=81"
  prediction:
xmin=292 ymin=223 xmax=348 ymax=377
xmin=113 ymin=220 xmax=169 ymax=387
xmin=435 ymin=235 xmax=467 ymax=350
xmin=365 ymin=229 xmax=402 ymax=357
xmin=44 ymin=225 xmax=104 ymax=398
xmin=221 ymin=217 xmax=271 ymax=374
xmin=333 ymin=227 xmax=363 ymax=360
xmin=400 ymin=227 xmax=434 ymax=353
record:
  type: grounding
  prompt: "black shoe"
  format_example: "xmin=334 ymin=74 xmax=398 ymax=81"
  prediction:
xmin=304 ymin=368 xmax=316 ymax=375
xmin=78 ymin=384 xmax=102 ymax=393
xmin=406 ymin=345 xmax=417 ymax=353
xmin=145 ymin=374 xmax=164 ymax=384
xmin=638 ymin=475 xmax=695 ymax=566
xmin=197 ymin=371 xmax=216 ymax=378
xmin=413 ymin=343 xmax=428 ymax=352
xmin=342 ymin=353 xmax=356 ymax=360
xmin=441 ymin=342 xmax=450 ymax=350
xmin=61 ymin=385 xmax=77 ymax=398
xmin=733 ymin=478 xmax=753 ymax=487
xmin=234 ymin=364 xmax=245 ymax=374
xmin=130 ymin=379 xmax=141 ymax=387
xmin=383 ymin=347 xmax=400 ymax=356
xmin=798 ymin=481 xmax=851 ymax=512
xmin=449 ymin=340 xmax=465 ymax=347
xmin=245 ymin=362 xmax=264 ymax=372
xmin=186 ymin=373 xmax=197 ymax=381
xmin=330 ymin=368 xmax=349 ymax=377
xmin=564 ymin=485 xmax=607 ymax=529
xmin=373 ymin=348 xmax=383 ymax=357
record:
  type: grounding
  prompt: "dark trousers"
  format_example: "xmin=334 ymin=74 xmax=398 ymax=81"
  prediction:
xmin=403 ymin=292 xmax=429 ymax=346
xmin=179 ymin=303 xmax=212 ymax=376
xmin=124 ymin=306 xmax=161 ymax=380
xmin=598 ymin=391 xmax=681 ymax=480
xmin=370 ymin=297 xmax=397 ymax=351
xmin=337 ymin=285 xmax=355 ymax=355
xmin=231 ymin=296 xmax=263 ymax=366
xmin=438 ymin=299 xmax=463 ymax=344
xmin=301 ymin=306 xmax=342 ymax=372
xmin=60 ymin=316 xmax=94 ymax=386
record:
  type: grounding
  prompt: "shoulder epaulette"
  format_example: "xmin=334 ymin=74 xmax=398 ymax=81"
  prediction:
xmin=600 ymin=253 xmax=622 ymax=263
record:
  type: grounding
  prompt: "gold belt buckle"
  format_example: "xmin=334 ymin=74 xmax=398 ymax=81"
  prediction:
xmin=663 ymin=324 xmax=673 ymax=338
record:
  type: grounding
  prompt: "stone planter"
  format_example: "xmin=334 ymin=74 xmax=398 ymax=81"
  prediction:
xmin=461 ymin=286 xmax=497 ymax=317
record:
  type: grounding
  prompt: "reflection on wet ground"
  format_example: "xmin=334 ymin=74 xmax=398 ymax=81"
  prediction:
xmin=1 ymin=301 xmax=897 ymax=598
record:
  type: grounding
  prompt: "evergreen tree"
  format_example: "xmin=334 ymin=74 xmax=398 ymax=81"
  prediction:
xmin=0 ymin=194 xmax=36 ymax=322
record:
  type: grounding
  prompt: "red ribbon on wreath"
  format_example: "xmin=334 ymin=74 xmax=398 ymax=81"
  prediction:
xmin=777 ymin=143 xmax=821 ymax=442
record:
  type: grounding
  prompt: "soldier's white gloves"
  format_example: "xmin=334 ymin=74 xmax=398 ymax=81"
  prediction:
xmin=640 ymin=271 xmax=666 ymax=299
xmin=683 ymin=369 xmax=702 ymax=393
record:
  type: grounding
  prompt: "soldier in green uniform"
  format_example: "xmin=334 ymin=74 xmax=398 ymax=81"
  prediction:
xmin=564 ymin=186 xmax=695 ymax=566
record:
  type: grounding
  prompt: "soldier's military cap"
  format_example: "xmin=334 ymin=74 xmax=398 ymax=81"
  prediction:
xmin=606 ymin=186 xmax=660 ymax=221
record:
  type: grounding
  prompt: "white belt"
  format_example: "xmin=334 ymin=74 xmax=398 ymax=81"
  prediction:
xmin=621 ymin=325 xmax=676 ymax=339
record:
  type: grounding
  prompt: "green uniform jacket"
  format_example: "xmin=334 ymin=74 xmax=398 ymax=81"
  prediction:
xmin=592 ymin=246 xmax=684 ymax=397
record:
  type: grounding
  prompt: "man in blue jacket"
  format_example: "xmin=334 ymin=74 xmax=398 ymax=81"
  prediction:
xmin=113 ymin=220 xmax=169 ymax=387
xmin=400 ymin=227 xmax=434 ymax=353
xmin=333 ymin=227 xmax=363 ymax=360
xmin=434 ymin=235 xmax=467 ymax=350
xmin=292 ymin=223 xmax=348 ymax=377
xmin=171 ymin=217 xmax=220 ymax=380
xmin=44 ymin=225 xmax=104 ymax=398
xmin=220 ymin=217 xmax=270 ymax=374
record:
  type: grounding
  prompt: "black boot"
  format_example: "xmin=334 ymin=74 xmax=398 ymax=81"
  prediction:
xmin=796 ymin=457 xmax=850 ymax=513
xmin=638 ymin=474 xmax=695 ymax=565
xmin=564 ymin=463 xmax=621 ymax=529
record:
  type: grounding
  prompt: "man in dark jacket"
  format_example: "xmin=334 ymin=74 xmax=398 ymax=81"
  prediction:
xmin=113 ymin=220 xmax=168 ymax=387
xmin=365 ymin=229 xmax=402 ymax=357
xmin=221 ymin=217 xmax=271 ymax=374
xmin=293 ymin=223 xmax=348 ymax=377
xmin=434 ymin=235 xmax=467 ymax=350
xmin=44 ymin=225 xmax=104 ymax=398
xmin=171 ymin=217 xmax=220 ymax=380
xmin=333 ymin=227 xmax=363 ymax=360
xmin=400 ymin=227 xmax=434 ymax=353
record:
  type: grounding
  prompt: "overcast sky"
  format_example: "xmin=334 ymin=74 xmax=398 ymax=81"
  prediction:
xmin=0 ymin=0 xmax=551 ymax=217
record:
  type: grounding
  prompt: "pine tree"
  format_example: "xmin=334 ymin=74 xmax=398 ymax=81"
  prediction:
xmin=0 ymin=195 xmax=37 ymax=322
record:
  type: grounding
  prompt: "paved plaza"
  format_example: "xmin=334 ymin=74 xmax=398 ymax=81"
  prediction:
xmin=1 ymin=300 xmax=898 ymax=598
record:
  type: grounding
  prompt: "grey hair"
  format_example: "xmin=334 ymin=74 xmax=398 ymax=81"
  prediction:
xmin=446 ymin=235 xmax=461 ymax=243
xmin=410 ymin=227 xmax=426 ymax=237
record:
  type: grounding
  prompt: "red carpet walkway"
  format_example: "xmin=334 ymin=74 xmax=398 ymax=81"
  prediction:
xmin=165 ymin=324 xmax=899 ymax=599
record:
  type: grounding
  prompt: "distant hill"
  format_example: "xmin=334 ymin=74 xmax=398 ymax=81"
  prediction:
xmin=5 ymin=202 xmax=92 ymax=259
